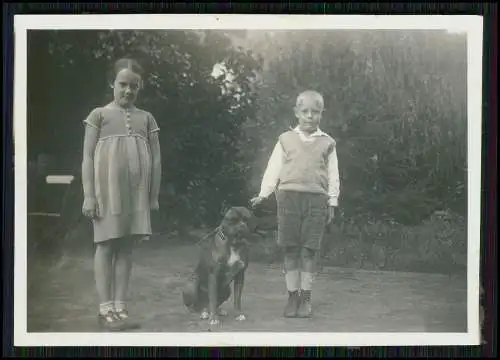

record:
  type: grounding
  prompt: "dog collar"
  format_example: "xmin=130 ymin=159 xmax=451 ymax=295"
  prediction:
xmin=217 ymin=227 xmax=227 ymax=242
xmin=217 ymin=227 xmax=248 ymax=247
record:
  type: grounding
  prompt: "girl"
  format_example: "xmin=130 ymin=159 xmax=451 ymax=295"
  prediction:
xmin=81 ymin=58 xmax=162 ymax=331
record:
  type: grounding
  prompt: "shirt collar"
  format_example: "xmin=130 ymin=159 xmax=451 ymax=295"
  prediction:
xmin=106 ymin=102 xmax=137 ymax=112
xmin=292 ymin=126 xmax=327 ymax=137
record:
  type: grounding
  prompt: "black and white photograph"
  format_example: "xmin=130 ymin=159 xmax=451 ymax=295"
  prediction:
xmin=15 ymin=14 xmax=483 ymax=346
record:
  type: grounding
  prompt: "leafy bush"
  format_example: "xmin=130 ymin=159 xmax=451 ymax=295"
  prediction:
xmin=27 ymin=30 xmax=468 ymax=275
xmin=249 ymin=209 xmax=466 ymax=275
xmin=243 ymin=30 xmax=467 ymax=224
xmin=28 ymin=30 xmax=261 ymax=233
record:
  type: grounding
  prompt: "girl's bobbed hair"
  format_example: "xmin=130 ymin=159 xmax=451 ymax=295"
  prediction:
xmin=108 ymin=57 xmax=145 ymax=85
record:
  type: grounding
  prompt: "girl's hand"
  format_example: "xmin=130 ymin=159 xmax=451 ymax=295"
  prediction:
xmin=150 ymin=199 xmax=160 ymax=211
xmin=82 ymin=197 xmax=99 ymax=219
xmin=327 ymin=206 xmax=336 ymax=225
xmin=249 ymin=196 xmax=265 ymax=208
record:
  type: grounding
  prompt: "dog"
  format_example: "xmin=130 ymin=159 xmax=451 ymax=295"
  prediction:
xmin=182 ymin=206 xmax=254 ymax=326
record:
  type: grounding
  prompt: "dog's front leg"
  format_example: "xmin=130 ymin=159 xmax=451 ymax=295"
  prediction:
xmin=233 ymin=271 xmax=246 ymax=321
xmin=207 ymin=270 xmax=221 ymax=326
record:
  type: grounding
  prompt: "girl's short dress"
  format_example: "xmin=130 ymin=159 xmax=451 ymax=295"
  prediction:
xmin=83 ymin=102 xmax=160 ymax=243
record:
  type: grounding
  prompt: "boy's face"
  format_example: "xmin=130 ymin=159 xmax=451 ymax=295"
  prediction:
xmin=112 ymin=68 xmax=142 ymax=107
xmin=294 ymin=96 xmax=323 ymax=133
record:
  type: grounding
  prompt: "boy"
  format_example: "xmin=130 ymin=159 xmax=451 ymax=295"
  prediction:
xmin=250 ymin=90 xmax=340 ymax=318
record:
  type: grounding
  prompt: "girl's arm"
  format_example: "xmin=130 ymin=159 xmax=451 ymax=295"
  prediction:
xmin=149 ymin=131 xmax=162 ymax=208
xmin=82 ymin=125 xmax=99 ymax=201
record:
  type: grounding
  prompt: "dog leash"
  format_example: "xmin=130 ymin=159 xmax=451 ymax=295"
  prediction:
xmin=196 ymin=226 xmax=252 ymax=249
xmin=194 ymin=226 xmax=222 ymax=246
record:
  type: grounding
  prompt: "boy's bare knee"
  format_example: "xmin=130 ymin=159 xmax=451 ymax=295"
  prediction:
xmin=300 ymin=247 xmax=316 ymax=260
xmin=285 ymin=246 xmax=301 ymax=257
xmin=300 ymin=247 xmax=319 ymax=273
xmin=284 ymin=247 xmax=301 ymax=264
xmin=284 ymin=246 xmax=301 ymax=270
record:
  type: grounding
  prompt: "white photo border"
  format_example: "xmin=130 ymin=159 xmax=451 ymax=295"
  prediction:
xmin=13 ymin=14 xmax=483 ymax=347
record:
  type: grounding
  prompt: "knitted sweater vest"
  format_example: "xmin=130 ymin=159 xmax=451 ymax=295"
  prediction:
xmin=277 ymin=130 xmax=336 ymax=195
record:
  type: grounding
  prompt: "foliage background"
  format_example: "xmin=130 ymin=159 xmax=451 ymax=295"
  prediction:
xmin=27 ymin=29 xmax=468 ymax=274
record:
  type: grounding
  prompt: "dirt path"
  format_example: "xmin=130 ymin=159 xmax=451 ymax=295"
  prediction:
xmin=27 ymin=243 xmax=467 ymax=333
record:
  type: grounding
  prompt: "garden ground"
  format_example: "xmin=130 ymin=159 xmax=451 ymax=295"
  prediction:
xmin=27 ymin=238 xmax=467 ymax=333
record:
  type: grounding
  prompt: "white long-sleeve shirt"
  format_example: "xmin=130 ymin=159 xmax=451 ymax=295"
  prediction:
xmin=258 ymin=126 xmax=340 ymax=206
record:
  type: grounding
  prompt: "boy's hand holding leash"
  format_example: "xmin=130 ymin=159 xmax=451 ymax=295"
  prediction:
xmin=249 ymin=196 xmax=265 ymax=209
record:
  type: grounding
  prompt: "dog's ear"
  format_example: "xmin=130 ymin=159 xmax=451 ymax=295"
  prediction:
xmin=222 ymin=207 xmax=242 ymax=225
xmin=232 ymin=206 xmax=253 ymax=220
xmin=220 ymin=202 xmax=232 ymax=217
xmin=243 ymin=208 xmax=253 ymax=220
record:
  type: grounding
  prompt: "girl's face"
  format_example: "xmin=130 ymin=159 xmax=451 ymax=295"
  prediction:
xmin=294 ymin=96 xmax=323 ymax=133
xmin=112 ymin=68 xmax=142 ymax=107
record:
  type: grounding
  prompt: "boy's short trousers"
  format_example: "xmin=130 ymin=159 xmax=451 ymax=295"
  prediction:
xmin=276 ymin=189 xmax=328 ymax=251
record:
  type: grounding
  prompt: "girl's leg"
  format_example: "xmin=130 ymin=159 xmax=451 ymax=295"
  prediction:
xmin=111 ymin=235 xmax=141 ymax=329
xmin=95 ymin=241 xmax=114 ymax=313
xmin=112 ymin=236 xmax=136 ymax=317
xmin=95 ymin=241 xmax=124 ymax=330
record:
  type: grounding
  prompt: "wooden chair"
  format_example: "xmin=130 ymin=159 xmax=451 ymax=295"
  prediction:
xmin=28 ymin=174 xmax=81 ymax=259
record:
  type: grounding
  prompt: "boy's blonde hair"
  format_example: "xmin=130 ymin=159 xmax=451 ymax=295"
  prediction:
xmin=295 ymin=90 xmax=325 ymax=110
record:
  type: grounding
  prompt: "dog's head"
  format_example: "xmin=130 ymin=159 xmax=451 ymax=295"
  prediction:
xmin=220 ymin=206 xmax=254 ymax=245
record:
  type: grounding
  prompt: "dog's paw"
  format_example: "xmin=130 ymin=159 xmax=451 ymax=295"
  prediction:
xmin=200 ymin=310 xmax=210 ymax=320
xmin=235 ymin=314 xmax=246 ymax=321
xmin=208 ymin=318 xmax=221 ymax=326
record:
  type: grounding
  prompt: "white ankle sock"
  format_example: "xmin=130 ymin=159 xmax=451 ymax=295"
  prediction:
xmin=300 ymin=271 xmax=314 ymax=291
xmin=285 ymin=269 xmax=300 ymax=292
xmin=114 ymin=300 xmax=126 ymax=312
xmin=99 ymin=301 xmax=114 ymax=315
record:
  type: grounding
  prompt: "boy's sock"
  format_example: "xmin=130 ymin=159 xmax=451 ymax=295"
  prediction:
xmin=284 ymin=270 xmax=301 ymax=317
xmin=297 ymin=272 xmax=314 ymax=318
xmin=300 ymin=272 xmax=314 ymax=301
xmin=99 ymin=301 xmax=115 ymax=316
xmin=285 ymin=269 xmax=300 ymax=292
xmin=302 ymin=290 xmax=311 ymax=302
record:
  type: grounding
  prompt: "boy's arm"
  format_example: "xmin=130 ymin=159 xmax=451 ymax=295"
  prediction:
xmin=327 ymin=146 xmax=340 ymax=207
xmin=258 ymin=141 xmax=284 ymax=199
